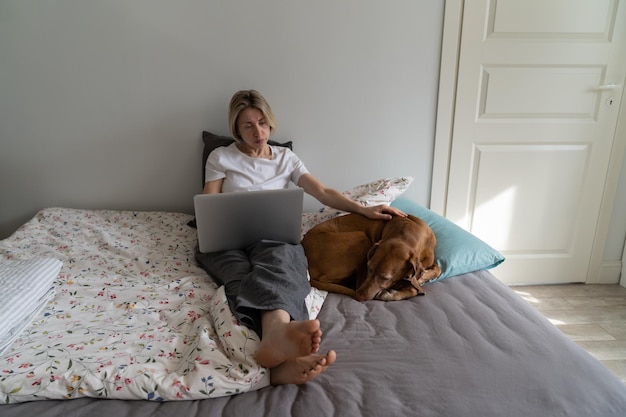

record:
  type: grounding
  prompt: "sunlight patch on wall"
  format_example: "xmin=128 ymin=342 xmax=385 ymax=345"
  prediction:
xmin=472 ymin=186 xmax=516 ymax=249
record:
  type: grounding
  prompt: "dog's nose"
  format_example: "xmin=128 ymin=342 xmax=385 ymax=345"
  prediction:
xmin=354 ymin=289 xmax=365 ymax=301
xmin=354 ymin=288 xmax=374 ymax=302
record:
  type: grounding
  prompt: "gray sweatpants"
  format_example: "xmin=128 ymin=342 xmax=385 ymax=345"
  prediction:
xmin=196 ymin=240 xmax=311 ymax=338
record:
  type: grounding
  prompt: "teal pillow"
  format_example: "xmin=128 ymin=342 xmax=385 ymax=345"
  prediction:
xmin=391 ymin=198 xmax=505 ymax=282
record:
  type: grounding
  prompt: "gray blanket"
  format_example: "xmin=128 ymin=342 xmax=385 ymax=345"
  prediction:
xmin=2 ymin=270 xmax=625 ymax=417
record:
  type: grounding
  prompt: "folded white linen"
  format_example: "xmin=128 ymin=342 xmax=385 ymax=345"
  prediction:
xmin=0 ymin=258 xmax=61 ymax=355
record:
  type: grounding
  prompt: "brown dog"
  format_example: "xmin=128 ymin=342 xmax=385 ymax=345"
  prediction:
xmin=301 ymin=213 xmax=441 ymax=301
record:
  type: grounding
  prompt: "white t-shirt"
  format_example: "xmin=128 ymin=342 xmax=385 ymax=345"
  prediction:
xmin=204 ymin=143 xmax=310 ymax=193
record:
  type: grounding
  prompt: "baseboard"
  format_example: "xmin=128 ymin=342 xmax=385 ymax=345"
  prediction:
xmin=588 ymin=261 xmax=623 ymax=284
xmin=623 ymin=245 xmax=626 ymax=288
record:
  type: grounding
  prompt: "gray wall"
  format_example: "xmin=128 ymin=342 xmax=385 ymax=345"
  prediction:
xmin=1 ymin=0 xmax=624 ymax=273
xmin=0 ymin=0 xmax=442 ymax=237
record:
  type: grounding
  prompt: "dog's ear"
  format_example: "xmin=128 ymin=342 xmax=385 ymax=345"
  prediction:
xmin=405 ymin=258 xmax=424 ymax=288
xmin=403 ymin=260 xmax=417 ymax=279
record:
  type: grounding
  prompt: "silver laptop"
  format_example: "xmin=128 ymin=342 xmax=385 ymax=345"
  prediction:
xmin=193 ymin=188 xmax=304 ymax=253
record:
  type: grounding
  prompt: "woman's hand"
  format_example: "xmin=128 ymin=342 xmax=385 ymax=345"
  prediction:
xmin=358 ymin=204 xmax=406 ymax=221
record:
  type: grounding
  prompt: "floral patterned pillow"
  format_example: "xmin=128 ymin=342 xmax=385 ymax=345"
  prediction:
xmin=301 ymin=176 xmax=414 ymax=236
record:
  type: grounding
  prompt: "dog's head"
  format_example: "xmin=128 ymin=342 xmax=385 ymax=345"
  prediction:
xmin=354 ymin=240 xmax=424 ymax=301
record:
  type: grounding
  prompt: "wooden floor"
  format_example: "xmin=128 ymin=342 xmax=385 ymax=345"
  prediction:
xmin=511 ymin=283 xmax=626 ymax=384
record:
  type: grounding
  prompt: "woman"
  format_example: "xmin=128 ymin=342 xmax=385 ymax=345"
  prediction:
xmin=196 ymin=89 xmax=405 ymax=385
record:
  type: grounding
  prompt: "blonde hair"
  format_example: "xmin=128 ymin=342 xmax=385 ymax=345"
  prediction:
xmin=228 ymin=90 xmax=277 ymax=141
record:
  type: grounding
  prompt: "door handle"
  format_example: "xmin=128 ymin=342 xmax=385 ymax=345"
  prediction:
xmin=597 ymin=83 xmax=620 ymax=90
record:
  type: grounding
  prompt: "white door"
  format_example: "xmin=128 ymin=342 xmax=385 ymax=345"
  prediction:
xmin=441 ymin=0 xmax=626 ymax=284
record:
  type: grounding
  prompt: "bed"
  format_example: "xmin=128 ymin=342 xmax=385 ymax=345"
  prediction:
xmin=1 ymin=142 xmax=626 ymax=416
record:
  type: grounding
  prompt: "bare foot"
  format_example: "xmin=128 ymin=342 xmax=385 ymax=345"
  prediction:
xmin=270 ymin=350 xmax=337 ymax=385
xmin=255 ymin=316 xmax=322 ymax=368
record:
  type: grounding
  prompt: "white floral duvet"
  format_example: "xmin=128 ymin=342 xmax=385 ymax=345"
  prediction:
xmin=0 ymin=208 xmax=327 ymax=403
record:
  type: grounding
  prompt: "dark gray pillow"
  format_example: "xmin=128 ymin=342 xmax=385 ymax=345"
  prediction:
xmin=201 ymin=131 xmax=293 ymax=185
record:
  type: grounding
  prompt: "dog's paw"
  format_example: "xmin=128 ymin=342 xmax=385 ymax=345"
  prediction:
xmin=375 ymin=290 xmax=399 ymax=301
xmin=376 ymin=286 xmax=423 ymax=301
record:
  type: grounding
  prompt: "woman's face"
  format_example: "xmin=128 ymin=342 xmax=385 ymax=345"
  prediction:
xmin=237 ymin=107 xmax=270 ymax=151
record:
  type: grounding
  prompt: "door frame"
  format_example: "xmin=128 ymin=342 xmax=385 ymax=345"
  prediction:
xmin=431 ymin=0 xmax=626 ymax=284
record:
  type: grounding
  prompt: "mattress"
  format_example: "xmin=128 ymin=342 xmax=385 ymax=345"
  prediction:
xmin=1 ymin=207 xmax=626 ymax=417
